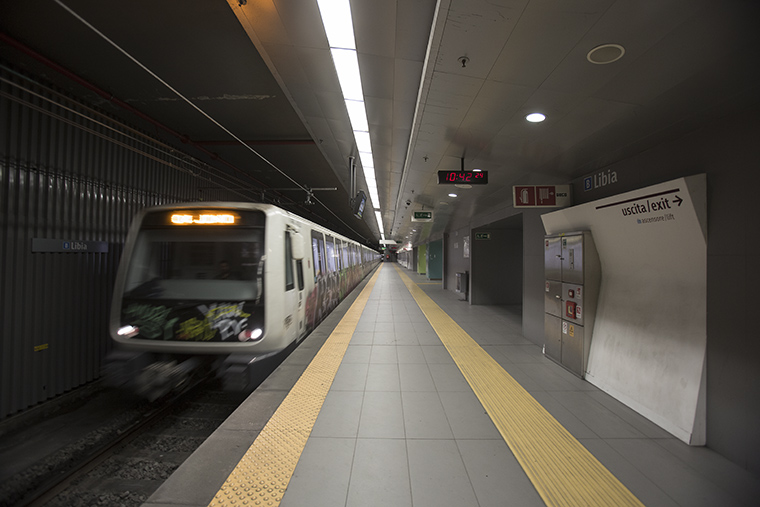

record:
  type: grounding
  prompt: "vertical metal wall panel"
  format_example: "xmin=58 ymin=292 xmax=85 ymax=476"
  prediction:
xmin=0 ymin=64 xmax=250 ymax=419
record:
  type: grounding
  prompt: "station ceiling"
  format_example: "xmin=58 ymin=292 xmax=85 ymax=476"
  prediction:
xmin=1 ymin=0 xmax=758 ymax=247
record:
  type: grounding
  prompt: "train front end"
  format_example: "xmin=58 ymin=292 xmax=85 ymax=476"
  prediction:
xmin=107 ymin=203 xmax=272 ymax=396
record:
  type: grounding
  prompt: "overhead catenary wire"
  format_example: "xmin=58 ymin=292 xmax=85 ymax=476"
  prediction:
xmin=51 ymin=0 xmax=373 ymax=244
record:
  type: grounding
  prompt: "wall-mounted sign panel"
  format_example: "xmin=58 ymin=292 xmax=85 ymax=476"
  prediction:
xmin=475 ymin=232 xmax=491 ymax=240
xmin=32 ymin=239 xmax=109 ymax=253
xmin=513 ymin=185 xmax=571 ymax=208
xmin=412 ymin=211 xmax=433 ymax=222
xmin=437 ymin=170 xmax=488 ymax=185
xmin=541 ymin=174 xmax=707 ymax=445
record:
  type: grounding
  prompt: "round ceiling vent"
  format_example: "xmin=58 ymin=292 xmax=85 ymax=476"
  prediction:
xmin=587 ymin=44 xmax=625 ymax=64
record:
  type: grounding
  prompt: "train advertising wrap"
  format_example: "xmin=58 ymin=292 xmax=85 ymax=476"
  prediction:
xmin=121 ymin=299 xmax=263 ymax=342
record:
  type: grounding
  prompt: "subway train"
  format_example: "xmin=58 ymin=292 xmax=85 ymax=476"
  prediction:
xmin=106 ymin=202 xmax=380 ymax=398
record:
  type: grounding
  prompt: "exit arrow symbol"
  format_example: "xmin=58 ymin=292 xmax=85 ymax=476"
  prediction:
xmin=673 ymin=195 xmax=683 ymax=207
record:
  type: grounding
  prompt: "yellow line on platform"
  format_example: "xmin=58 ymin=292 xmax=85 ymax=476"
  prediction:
xmin=208 ymin=265 xmax=384 ymax=507
xmin=394 ymin=265 xmax=644 ymax=507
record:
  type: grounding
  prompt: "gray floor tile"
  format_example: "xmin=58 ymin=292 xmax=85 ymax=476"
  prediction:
xmin=370 ymin=345 xmax=398 ymax=364
xmin=280 ymin=437 xmax=354 ymax=507
xmin=607 ymin=438 xmax=744 ymax=507
xmin=346 ymin=438 xmax=412 ymax=507
xmin=331 ymin=362 xmax=368 ymax=391
xmin=529 ymin=391 xmax=598 ymax=439
xmin=579 ymin=438 xmax=679 ymax=507
xmin=586 ymin=390 xmax=675 ymax=439
xmin=498 ymin=344 xmax=546 ymax=363
xmin=402 ymin=391 xmax=453 ymax=439
xmin=517 ymin=362 xmax=587 ymax=392
xmin=548 ymin=391 xmax=646 ymax=439
xmin=421 ymin=345 xmax=455 ymax=364
xmin=457 ymin=439 xmax=544 ymax=507
xmin=393 ymin=332 xmax=420 ymax=345
xmin=428 ymin=363 xmax=472 ymax=392
xmin=365 ymin=363 xmax=400 ymax=391
xmin=438 ymin=391 xmax=501 ymax=439
xmin=397 ymin=345 xmax=426 ymax=364
xmin=407 ymin=439 xmax=479 ymax=507
xmin=342 ymin=344 xmax=371 ymax=364
xmin=373 ymin=331 xmax=398 ymax=345
xmin=654 ymin=439 xmax=760 ymax=506
xmin=497 ymin=363 xmax=545 ymax=393
xmin=350 ymin=331 xmax=374 ymax=345
xmin=399 ymin=363 xmax=436 ymax=392
xmin=358 ymin=391 xmax=406 ymax=438
xmin=415 ymin=330 xmax=443 ymax=345
xmin=310 ymin=390 xmax=363 ymax=438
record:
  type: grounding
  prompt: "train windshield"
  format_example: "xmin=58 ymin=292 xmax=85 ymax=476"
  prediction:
xmin=122 ymin=227 xmax=264 ymax=302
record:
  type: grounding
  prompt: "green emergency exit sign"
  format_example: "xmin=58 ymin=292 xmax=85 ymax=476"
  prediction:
xmin=412 ymin=211 xmax=433 ymax=222
xmin=475 ymin=232 xmax=491 ymax=240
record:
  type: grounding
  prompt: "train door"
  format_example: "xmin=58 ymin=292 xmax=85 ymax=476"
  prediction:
xmin=284 ymin=230 xmax=298 ymax=344
xmin=285 ymin=228 xmax=307 ymax=340
xmin=292 ymin=231 xmax=306 ymax=339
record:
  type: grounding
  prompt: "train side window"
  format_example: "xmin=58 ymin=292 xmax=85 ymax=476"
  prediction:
xmin=325 ymin=236 xmax=336 ymax=272
xmin=311 ymin=231 xmax=325 ymax=279
xmin=285 ymin=231 xmax=295 ymax=291
xmin=296 ymin=260 xmax=304 ymax=290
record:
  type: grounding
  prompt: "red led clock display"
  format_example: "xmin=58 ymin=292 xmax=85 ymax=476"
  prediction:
xmin=437 ymin=171 xmax=489 ymax=185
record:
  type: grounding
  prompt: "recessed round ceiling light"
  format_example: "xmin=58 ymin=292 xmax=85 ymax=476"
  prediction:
xmin=587 ymin=44 xmax=625 ymax=64
xmin=526 ymin=113 xmax=546 ymax=123
xmin=455 ymin=184 xmax=472 ymax=189
xmin=472 ymin=168 xmax=482 ymax=172
xmin=448 ymin=193 xmax=458 ymax=198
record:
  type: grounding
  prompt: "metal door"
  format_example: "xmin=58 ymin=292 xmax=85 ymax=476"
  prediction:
xmin=561 ymin=234 xmax=585 ymax=284
xmin=561 ymin=283 xmax=584 ymax=326
xmin=544 ymin=313 xmax=562 ymax=362
xmin=544 ymin=236 xmax=562 ymax=281
xmin=545 ymin=280 xmax=562 ymax=317
xmin=561 ymin=322 xmax=585 ymax=377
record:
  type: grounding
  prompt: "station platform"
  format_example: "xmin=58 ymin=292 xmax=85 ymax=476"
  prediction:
xmin=144 ymin=263 xmax=760 ymax=507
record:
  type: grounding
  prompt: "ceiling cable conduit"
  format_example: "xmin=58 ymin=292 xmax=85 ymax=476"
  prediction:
xmin=1 ymin=24 xmax=372 ymax=244
xmin=0 ymin=31 xmax=276 ymax=193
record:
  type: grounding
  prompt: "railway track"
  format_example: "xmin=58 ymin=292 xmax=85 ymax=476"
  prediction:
xmin=0 ymin=352 xmax=286 ymax=507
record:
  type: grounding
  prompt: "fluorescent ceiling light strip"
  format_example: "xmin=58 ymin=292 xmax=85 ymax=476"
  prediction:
xmin=317 ymin=0 xmax=356 ymax=50
xmin=345 ymin=100 xmax=369 ymax=131
xmin=354 ymin=131 xmax=372 ymax=153
xmin=369 ymin=189 xmax=381 ymax=208
xmin=375 ymin=210 xmax=384 ymax=233
xmin=359 ymin=151 xmax=374 ymax=168
xmin=330 ymin=49 xmax=363 ymax=101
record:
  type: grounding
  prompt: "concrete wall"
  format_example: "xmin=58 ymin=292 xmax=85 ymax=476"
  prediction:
xmin=434 ymin=111 xmax=760 ymax=473
xmin=470 ymin=230 xmax=522 ymax=305
xmin=567 ymin=112 xmax=760 ymax=474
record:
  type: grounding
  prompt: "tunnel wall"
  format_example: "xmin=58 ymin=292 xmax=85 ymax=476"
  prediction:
xmin=0 ymin=65 xmax=239 ymax=419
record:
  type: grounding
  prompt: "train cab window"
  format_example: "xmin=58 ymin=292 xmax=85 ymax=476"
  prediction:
xmin=285 ymin=231 xmax=295 ymax=291
xmin=122 ymin=227 xmax=263 ymax=301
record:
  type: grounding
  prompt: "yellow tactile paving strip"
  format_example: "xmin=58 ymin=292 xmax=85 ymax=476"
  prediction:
xmin=208 ymin=265 xmax=383 ymax=507
xmin=394 ymin=265 xmax=644 ymax=507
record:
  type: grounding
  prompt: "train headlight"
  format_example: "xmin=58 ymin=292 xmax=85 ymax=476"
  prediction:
xmin=239 ymin=328 xmax=263 ymax=342
xmin=117 ymin=325 xmax=140 ymax=338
